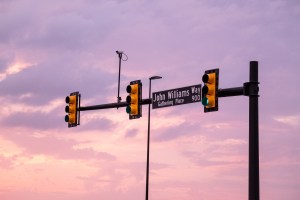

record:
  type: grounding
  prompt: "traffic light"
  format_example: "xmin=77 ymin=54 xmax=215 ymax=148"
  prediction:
xmin=202 ymin=69 xmax=219 ymax=112
xmin=126 ymin=80 xmax=142 ymax=119
xmin=65 ymin=92 xmax=80 ymax=127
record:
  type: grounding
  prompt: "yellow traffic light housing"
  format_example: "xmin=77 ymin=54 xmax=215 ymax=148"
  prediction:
xmin=65 ymin=92 xmax=80 ymax=127
xmin=202 ymin=69 xmax=219 ymax=112
xmin=126 ymin=80 xmax=142 ymax=119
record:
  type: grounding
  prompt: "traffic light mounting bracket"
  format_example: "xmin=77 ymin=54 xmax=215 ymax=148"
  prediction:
xmin=243 ymin=81 xmax=259 ymax=97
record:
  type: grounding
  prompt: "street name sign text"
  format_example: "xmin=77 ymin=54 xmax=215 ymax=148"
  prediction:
xmin=152 ymin=84 xmax=201 ymax=109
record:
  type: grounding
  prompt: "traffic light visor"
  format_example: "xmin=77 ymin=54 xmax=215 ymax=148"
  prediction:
xmin=202 ymin=73 xmax=215 ymax=84
xmin=65 ymin=114 xmax=75 ymax=123
xmin=68 ymin=114 xmax=76 ymax=123
xmin=126 ymin=84 xmax=138 ymax=94
xmin=126 ymin=104 xmax=138 ymax=115
xmin=65 ymin=105 xmax=76 ymax=113
xmin=66 ymin=95 xmax=76 ymax=104
xmin=202 ymin=85 xmax=215 ymax=95
xmin=126 ymin=95 xmax=138 ymax=104
xmin=202 ymin=96 xmax=216 ymax=107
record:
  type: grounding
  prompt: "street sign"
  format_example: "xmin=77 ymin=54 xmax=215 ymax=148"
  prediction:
xmin=152 ymin=84 xmax=201 ymax=109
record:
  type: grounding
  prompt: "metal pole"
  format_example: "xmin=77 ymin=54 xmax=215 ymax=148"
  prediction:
xmin=145 ymin=79 xmax=151 ymax=200
xmin=218 ymin=87 xmax=244 ymax=97
xmin=79 ymin=99 xmax=151 ymax=111
xmin=249 ymin=61 xmax=260 ymax=200
xmin=145 ymin=76 xmax=161 ymax=200
xmin=117 ymin=51 xmax=122 ymax=103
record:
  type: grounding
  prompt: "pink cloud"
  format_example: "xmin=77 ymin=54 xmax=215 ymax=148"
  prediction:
xmin=0 ymin=0 xmax=299 ymax=199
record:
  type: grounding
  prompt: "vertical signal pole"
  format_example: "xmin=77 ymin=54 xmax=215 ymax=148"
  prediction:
xmin=205 ymin=61 xmax=260 ymax=199
xmin=248 ymin=61 xmax=260 ymax=200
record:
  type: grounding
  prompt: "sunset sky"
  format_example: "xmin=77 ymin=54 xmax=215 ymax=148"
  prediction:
xmin=0 ymin=0 xmax=299 ymax=199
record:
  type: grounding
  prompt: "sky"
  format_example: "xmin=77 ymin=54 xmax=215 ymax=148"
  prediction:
xmin=0 ymin=0 xmax=299 ymax=199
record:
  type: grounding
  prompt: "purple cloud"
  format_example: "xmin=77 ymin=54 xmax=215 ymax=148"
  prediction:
xmin=1 ymin=131 xmax=115 ymax=161
xmin=0 ymin=0 xmax=300 ymax=199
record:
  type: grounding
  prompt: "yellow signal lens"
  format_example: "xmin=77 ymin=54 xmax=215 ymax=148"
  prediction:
xmin=205 ymin=95 xmax=215 ymax=108
xmin=68 ymin=113 xmax=76 ymax=123
xmin=130 ymin=84 xmax=138 ymax=94
xmin=68 ymin=104 xmax=76 ymax=113
xmin=130 ymin=104 xmax=138 ymax=115
xmin=130 ymin=94 xmax=138 ymax=104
